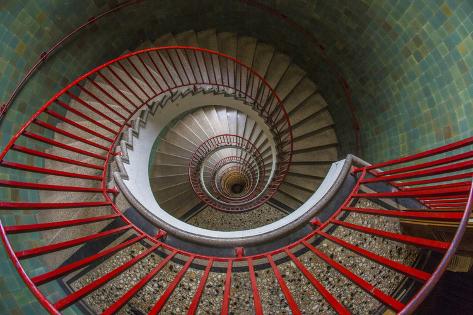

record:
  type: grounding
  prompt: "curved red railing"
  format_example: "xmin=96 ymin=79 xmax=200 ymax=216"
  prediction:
xmin=188 ymin=134 xmax=275 ymax=211
xmin=209 ymin=156 xmax=259 ymax=201
xmin=1 ymin=0 xmax=360 ymax=157
xmin=0 ymin=45 xmax=471 ymax=314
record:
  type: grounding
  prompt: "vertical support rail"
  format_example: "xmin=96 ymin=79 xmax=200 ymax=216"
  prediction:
xmin=188 ymin=258 xmax=214 ymax=315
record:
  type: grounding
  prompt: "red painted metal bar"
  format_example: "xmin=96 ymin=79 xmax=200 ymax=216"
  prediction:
xmin=0 ymin=161 xmax=103 ymax=181
xmin=331 ymin=219 xmax=450 ymax=251
xmin=66 ymin=91 xmax=122 ymax=127
xmin=317 ymin=230 xmax=431 ymax=282
xmin=54 ymin=242 xmax=162 ymax=310
xmin=55 ymin=99 xmax=118 ymax=134
xmin=107 ymin=65 xmax=145 ymax=103
xmin=362 ymin=160 xmax=473 ymax=183
xmin=135 ymin=54 xmax=160 ymax=94
xmin=82 ymin=79 xmax=134 ymax=113
xmin=395 ymin=172 xmax=473 ymax=187
xmin=31 ymin=235 xmax=144 ymax=286
xmin=192 ymin=50 xmax=206 ymax=84
xmin=247 ymin=258 xmax=264 ymax=315
xmin=146 ymin=51 xmax=170 ymax=90
xmin=162 ymin=50 xmax=185 ymax=86
xmin=155 ymin=51 xmax=179 ymax=87
xmin=22 ymin=131 xmax=107 ymax=160
xmin=285 ymin=249 xmax=350 ymax=315
xmin=96 ymin=71 xmax=139 ymax=108
xmin=358 ymin=136 xmax=473 ymax=172
xmin=0 ymin=179 xmax=114 ymax=194
xmin=187 ymin=258 xmax=213 ymax=315
xmin=396 ymin=181 xmax=471 ymax=192
xmin=76 ymin=84 xmax=132 ymax=120
xmin=12 ymin=145 xmax=104 ymax=170
xmin=0 ymin=201 xmax=110 ymax=210
xmin=303 ymin=240 xmax=405 ymax=312
xmin=221 ymin=260 xmax=233 ymax=315
xmin=172 ymin=50 xmax=192 ymax=84
xmin=4 ymin=213 xmax=120 ymax=234
xmin=343 ymin=207 xmax=464 ymax=220
xmin=123 ymin=58 xmax=154 ymax=98
xmin=0 ymin=223 xmax=59 ymax=314
xmin=400 ymin=179 xmax=473 ymax=314
xmin=267 ymin=255 xmax=302 ymax=315
xmin=136 ymin=53 xmax=165 ymax=91
xmin=45 ymin=108 xmax=114 ymax=142
xmin=33 ymin=119 xmax=110 ymax=151
xmin=354 ymin=186 xmax=470 ymax=198
xmin=103 ymin=250 xmax=177 ymax=315
xmin=148 ymin=255 xmax=194 ymax=315
xmin=16 ymin=225 xmax=131 ymax=259
xmin=378 ymin=150 xmax=473 ymax=176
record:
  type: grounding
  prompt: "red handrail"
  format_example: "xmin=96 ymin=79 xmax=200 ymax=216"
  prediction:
xmin=188 ymin=135 xmax=269 ymax=210
xmin=0 ymin=45 xmax=471 ymax=314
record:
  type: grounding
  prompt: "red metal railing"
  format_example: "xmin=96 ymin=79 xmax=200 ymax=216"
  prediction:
xmin=208 ymin=156 xmax=258 ymax=201
xmin=0 ymin=44 xmax=471 ymax=314
xmin=188 ymin=134 xmax=276 ymax=211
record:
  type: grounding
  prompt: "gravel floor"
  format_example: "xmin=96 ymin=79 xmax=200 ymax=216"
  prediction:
xmin=69 ymin=198 xmax=419 ymax=314
xmin=187 ymin=204 xmax=286 ymax=231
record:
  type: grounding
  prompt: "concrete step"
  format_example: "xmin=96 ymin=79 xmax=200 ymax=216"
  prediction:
xmin=197 ymin=29 xmax=221 ymax=84
xmin=103 ymin=65 xmax=146 ymax=104
xmin=160 ymin=188 xmax=200 ymax=218
xmin=80 ymin=79 xmax=138 ymax=114
xmin=153 ymin=152 xmax=190 ymax=166
xmin=272 ymin=190 xmax=302 ymax=209
xmin=163 ymin=129 xmax=199 ymax=152
xmin=289 ymin=163 xmax=331 ymax=178
xmin=126 ymin=54 xmax=163 ymax=95
xmin=275 ymin=64 xmax=306 ymax=101
xmin=289 ymin=93 xmax=328 ymax=125
xmin=236 ymin=111 xmax=247 ymax=138
xmin=292 ymin=128 xmax=338 ymax=151
xmin=282 ymin=78 xmax=318 ymax=114
xmin=150 ymin=176 xmax=192 ymax=194
xmin=150 ymin=164 xmax=187 ymax=177
xmin=87 ymin=75 xmax=140 ymax=111
xmin=217 ymin=32 xmax=237 ymax=88
xmin=174 ymin=30 xmax=210 ymax=84
xmin=215 ymin=106 xmax=230 ymax=133
xmin=291 ymin=146 xmax=338 ymax=162
xmin=172 ymin=120 xmax=204 ymax=145
xmin=278 ymin=182 xmax=312 ymax=203
xmin=45 ymin=142 xmax=107 ymax=164
xmin=292 ymin=110 xmax=334 ymax=139
xmin=283 ymin=173 xmax=323 ymax=191
xmin=265 ymin=52 xmax=291 ymax=88
xmin=252 ymin=42 xmax=275 ymax=78
xmin=156 ymin=139 xmax=193 ymax=158
xmin=115 ymin=57 xmax=155 ymax=99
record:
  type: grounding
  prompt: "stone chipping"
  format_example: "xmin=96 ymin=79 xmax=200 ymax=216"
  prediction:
xmin=187 ymin=204 xmax=286 ymax=231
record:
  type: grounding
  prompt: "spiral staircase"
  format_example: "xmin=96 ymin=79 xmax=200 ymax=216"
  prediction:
xmin=0 ymin=17 xmax=472 ymax=315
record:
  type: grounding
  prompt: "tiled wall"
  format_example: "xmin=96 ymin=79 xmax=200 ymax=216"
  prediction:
xmin=0 ymin=0 xmax=472 ymax=313
xmin=269 ymin=0 xmax=473 ymax=162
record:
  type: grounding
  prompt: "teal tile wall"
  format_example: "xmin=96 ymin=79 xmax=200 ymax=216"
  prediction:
xmin=0 ymin=0 xmax=472 ymax=313
xmin=267 ymin=0 xmax=473 ymax=162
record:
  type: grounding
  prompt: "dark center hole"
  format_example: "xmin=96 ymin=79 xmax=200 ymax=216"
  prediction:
xmin=231 ymin=183 xmax=245 ymax=194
